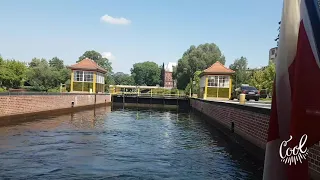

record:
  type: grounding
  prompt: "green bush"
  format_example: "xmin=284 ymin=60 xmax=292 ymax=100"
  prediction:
xmin=47 ymin=88 xmax=60 ymax=92
xmin=0 ymin=87 xmax=7 ymax=92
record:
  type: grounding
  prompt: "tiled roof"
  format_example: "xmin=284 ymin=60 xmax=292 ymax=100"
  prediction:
xmin=202 ymin=61 xmax=235 ymax=75
xmin=68 ymin=58 xmax=107 ymax=73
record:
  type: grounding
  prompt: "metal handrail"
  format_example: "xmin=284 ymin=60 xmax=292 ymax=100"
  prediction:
xmin=111 ymin=92 xmax=187 ymax=98
xmin=0 ymin=92 xmax=111 ymax=96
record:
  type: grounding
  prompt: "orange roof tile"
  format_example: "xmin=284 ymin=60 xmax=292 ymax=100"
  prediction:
xmin=202 ymin=61 xmax=234 ymax=75
xmin=68 ymin=58 xmax=107 ymax=73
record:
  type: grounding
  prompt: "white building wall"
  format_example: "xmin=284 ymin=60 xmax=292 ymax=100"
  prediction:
xmin=200 ymin=76 xmax=206 ymax=88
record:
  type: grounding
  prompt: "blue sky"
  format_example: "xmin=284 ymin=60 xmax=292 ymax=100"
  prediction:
xmin=0 ymin=0 xmax=283 ymax=73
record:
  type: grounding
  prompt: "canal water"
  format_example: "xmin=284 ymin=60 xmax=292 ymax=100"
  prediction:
xmin=0 ymin=106 xmax=263 ymax=180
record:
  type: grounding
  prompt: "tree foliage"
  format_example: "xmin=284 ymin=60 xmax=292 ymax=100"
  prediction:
xmin=0 ymin=58 xmax=27 ymax=89
xmin=229 ymin=56 xmax=250 ymax=88
xmin=78 ymin=50 xmax=112 ymax=73
xmin=160 ymin=62 xmax=165 ymax=87
xmin=248 ymin=62 xmax=275 ymax=96
xmin=26 ymin=58 xmax=70 ymax=91
xmin=78 ymin=50 xmax=113 ymax=91
xmin=184 ymin=70 xmax=201 ymax=96
xmin=131 ymin=61 xmax=161 ymax=86
xmin=175 ymin=43 xmax=225 ymax=89
xmin=113 ymin=72 xmax=134 ymax=85
xmin=49 ymin=57 xmax=64 ymax=70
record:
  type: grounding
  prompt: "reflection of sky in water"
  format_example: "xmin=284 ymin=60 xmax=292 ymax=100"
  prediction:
xmin=0 ymin=106 xmax=263 ymax=179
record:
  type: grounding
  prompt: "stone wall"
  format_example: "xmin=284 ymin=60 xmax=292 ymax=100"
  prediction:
xmin=190 ymin=98 xmax=320 ymax=179
xmin=0 ymin=93 xmax=111 ymax=117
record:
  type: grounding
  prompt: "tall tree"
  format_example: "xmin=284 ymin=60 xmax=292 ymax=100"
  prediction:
xmin=78 ymin=50 xmax=114 ymax=90
xmin=78 ymin=50 xmax=112 ymax=73
xmin=131 ymin=61 xmax=161 ymax=86
xmin=27 ymin=59 xmax=55 ymax=91
xmin=113 ymin=72 xmax=134 ymax=85
xmin=49 ymin=57 xmax=64 ymax=70
xmin=249 ymin=70 xmax=264 ymax=90
xmin=29 ymin=58 xmax=41 ymax=68
xmin=0 ymin=59 xmax=27 ymax=89
xmin=175 ymin=43 xmax=226 ymax=89
xmin=184 ymin=70 xmax=201 ymax=96
xmin=229 ymin=56 xmax=250 ymax=88
xmin=249 ymin=62 xmax=275 ymax=93
xmin=160 ymin=62 xmax=165 ymax=87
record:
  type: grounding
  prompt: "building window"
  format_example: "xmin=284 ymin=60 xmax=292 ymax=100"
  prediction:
xmin=84 ymin=71 xmax=93 ymax=82
xmin=74 ymin=71 xmax=95 ymax=82
xmin=208 ymin=76 xmax=218 ymax=87
xmin=219 ymin=76 xmax=230 ymax=88
xmin=96 ymin=72 xmax=105 ymax=84
xmin=74 ymin=71 xmax=83 ymax=82
xmin=207 ymin=76 xmax=229 ymax=88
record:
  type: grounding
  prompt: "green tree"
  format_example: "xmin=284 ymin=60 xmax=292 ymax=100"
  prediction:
xmin=0 ymin=59 xmax=27 ymax=89
xmin=78 ymin=50 xmax=113 ymax=91
xmin=249 ymin=62 xmax=275 ymax=93
xmin=49 ymin=57 xmax=64 ymax=70
xmin=184 ymin=70 xmax=201 ymax=96
xmin=78 ymin=50 xmax=112 ymax=73
xmin=131 ymin=61 xmax=161 ymax=86
xmin=27 ymin=59 xmax=57 ymax=91
xmin=262 ymin=62 xmax=276 ymax=91
xmin=113 ymin=72 xmax=134 ymax=85
xmin=105 ymin=74 xmax=115 ymax=91
xmin=229 ymin=56 xmax=250 ymax=89
xmin=176 ymin=43 xmax=225 ymax=89
xmin=160 ymin=62 xmax=165 ymax=87
xmin=29 ymin=58 xmax=42 ymax=67
xmin=249 ymin=70 xmax=264 ymax=90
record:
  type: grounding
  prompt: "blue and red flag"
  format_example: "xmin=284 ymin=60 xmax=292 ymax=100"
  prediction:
xmin=263 ymin=0 xmax=320 ymax=179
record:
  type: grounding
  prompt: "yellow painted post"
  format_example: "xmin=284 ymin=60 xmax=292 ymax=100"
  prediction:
xmin=216 ymin=87 xmax=219 ymax=98
xmin=93 ymin=72 xmax=97 ymax=93
xmin=151 ymin=89 xmax=153 ymax=97
xmin=70 ymin=71 xmax=74 ymax=92
xmin=138 ymin=87 xmax=140 ymax=96
xmin=239 ymin=94 xmax=246 ymax=104
xmin=82 ymin=82 xmax=84 ymax=92
xmin=204 ymin=76 xmax=208 ymax=99
xmin=229 ymin=77 xmax=232 ymax=99
xmin=177 ymin=90 xmax=180 ymax=97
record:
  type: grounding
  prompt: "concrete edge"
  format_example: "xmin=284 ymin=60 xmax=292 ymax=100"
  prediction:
xmin=191 ymin=98 xmax=271 ymax=115
xmin=0 ymin=102 xmax=111 ymax=127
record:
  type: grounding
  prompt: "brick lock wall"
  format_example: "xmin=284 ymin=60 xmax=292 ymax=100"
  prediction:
xmin=190 ymin=98 xmax=320 ymax=177
xmin=0 ymin=94 xmax=111 ymax=117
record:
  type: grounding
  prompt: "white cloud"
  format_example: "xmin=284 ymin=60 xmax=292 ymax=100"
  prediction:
xmin=102 ymin=52 xmax=116 ymax=60
xmin=100 ymin=15 xmax=131 ymax=25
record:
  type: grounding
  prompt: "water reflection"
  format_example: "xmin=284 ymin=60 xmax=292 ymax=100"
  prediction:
xmin=0 ymin=105 xmax=263 ymax=179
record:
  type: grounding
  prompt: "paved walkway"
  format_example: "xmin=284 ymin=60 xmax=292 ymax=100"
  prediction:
xmin=205 ymin=99 xmax=272 ymax=109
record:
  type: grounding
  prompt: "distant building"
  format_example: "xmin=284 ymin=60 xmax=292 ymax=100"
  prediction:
xmin=164 ymin=62 xmax=177 ymax=88
xmin=269 ymin=47 xmax=278 ymax=65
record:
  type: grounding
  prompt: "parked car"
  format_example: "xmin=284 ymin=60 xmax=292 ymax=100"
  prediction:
xmin=230 ymin=85 xmax=260 ymax=101
xmin=260 ymin=89 xmax=268 ymax=98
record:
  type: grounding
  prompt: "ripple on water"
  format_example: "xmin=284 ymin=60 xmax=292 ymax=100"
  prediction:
xmin=0 ymin=107 xmax=263 ymax=180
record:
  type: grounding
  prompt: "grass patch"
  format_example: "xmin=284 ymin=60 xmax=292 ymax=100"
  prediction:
xmin=260 ymin=98 xmax=272 ymax=101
